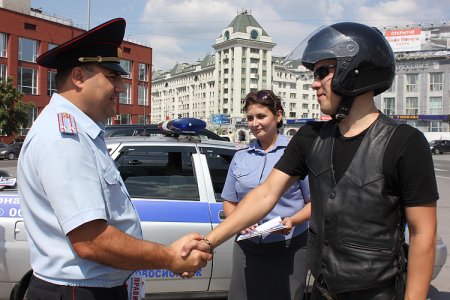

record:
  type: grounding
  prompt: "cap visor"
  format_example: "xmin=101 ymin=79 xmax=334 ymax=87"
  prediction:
xmin=101 ymin=62 xmax=129 ymax=75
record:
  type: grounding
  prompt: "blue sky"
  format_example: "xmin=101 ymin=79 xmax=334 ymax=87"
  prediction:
xmin=31 ymin=0 xmax=450 ymax=71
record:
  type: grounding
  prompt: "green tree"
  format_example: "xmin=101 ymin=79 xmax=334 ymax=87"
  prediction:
xmin=0 ymin=77 xmax=34 ymax=136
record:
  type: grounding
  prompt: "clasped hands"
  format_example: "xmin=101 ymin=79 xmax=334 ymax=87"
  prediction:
xmin=169 ymin=233 xmax=213 ymax=278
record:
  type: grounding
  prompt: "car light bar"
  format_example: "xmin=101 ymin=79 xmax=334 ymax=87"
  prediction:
xmin=159 ymin=118 xmax=206 ymax=134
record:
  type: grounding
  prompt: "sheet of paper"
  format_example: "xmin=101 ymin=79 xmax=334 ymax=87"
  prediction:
xmin=237 ymin=216 xmax=287 ymax=241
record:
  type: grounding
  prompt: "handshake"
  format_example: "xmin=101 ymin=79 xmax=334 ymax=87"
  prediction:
xmin=166 ymin=233 xmax=215 ymax=278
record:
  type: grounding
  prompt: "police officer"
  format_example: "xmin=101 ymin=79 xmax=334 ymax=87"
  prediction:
xmin=182 ymin=22 xmax=438 ymax=300
xmin=222 ymin=90 xmax=311 ymax=300
xmin=18 ymin=18 xmax=210 ymax=300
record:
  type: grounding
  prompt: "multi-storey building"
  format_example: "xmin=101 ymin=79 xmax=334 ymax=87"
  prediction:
xmin=376 ymin=24 xmax=450 ymax=133
xmin=151 ymin=10 xmax=321 ymax=139
xmin=151 ymin=12 xmax=450 ymax=140
xmin=0 ymin=0 xmax=152 ymax=141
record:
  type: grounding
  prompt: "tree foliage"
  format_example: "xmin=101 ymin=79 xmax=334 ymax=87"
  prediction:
xmin=0 ymin=77 xmax=34 ymax=136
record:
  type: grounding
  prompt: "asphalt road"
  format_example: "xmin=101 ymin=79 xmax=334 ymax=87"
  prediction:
xmin=429 ymin=153 xmax=450 ymax=299
xmin=1 ymin=156 xmax=449 ymax=298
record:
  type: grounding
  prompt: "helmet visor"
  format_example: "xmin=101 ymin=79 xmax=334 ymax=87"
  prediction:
xmin=284 ymin=25 xmax=359 ymax=71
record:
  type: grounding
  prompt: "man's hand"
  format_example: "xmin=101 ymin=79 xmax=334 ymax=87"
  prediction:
xmin=180 ymin=235 xmax=212 ymax=259
xmin=167 ymin=233 xmax=212 ymax=277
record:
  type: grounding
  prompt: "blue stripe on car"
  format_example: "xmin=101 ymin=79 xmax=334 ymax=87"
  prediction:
xmin=0 ymin=195 xmax=224 ymax=224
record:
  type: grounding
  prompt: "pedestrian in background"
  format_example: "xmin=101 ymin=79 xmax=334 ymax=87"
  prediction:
xmin=222 ymin=90 xmax=311 ymax=300
xmin=182 ymin=22 xmax=438 ymax=300
xmin=18 ymin=18 xmax=210 ymax=300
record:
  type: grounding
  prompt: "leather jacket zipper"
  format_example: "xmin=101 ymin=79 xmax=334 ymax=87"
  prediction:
xmin=340 ymin=240 xmax=392 ymax=253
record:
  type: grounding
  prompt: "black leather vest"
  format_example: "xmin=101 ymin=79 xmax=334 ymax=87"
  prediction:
xmin=306 ymin=113 xmax=406 ymax=293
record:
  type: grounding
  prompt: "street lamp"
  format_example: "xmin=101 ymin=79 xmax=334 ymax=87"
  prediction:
xmin=87 ymin=0 xmax=91 ymax=30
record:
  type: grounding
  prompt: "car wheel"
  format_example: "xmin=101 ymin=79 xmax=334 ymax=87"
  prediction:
xmin=9 ymin=271 xmax=32 ymax=300
xmin=7 ymin=153 xmax=15 ymax=160
xmin=433 ymin=148 xmax=441 ymax=155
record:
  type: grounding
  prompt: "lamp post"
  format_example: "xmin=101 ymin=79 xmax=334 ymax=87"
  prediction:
xmin=87 ymin=0 xmax=91 ymax=30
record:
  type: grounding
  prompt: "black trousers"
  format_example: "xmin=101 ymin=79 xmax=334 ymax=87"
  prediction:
xmin=228 ymin=230 xmax=309 ymax=300
xmin=309 ymin=272 xmax=405 ymax=300
xmin=25 ymin=275 xmax=128 ymax=300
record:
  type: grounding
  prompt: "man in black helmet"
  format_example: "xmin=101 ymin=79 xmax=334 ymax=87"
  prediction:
xmin=182 ymin=22 xmax=438 ymax=300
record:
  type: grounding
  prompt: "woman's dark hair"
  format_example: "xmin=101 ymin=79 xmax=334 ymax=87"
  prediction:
xmin=243 ymin=90 xmax=284 ymax=128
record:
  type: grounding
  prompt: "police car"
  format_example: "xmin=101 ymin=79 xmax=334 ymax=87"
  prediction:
xmin=0 ymin=118 xmax=236 ymax=300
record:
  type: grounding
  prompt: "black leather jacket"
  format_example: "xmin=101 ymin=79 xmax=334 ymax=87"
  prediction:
xmin=306 ymin=114 xmax=406 ymax=293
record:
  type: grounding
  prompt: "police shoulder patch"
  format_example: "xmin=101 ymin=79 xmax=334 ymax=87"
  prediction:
xmin=57 ymin=112 xmax=78 ymax=134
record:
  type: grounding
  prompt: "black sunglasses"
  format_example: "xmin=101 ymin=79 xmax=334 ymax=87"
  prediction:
xmin=313 ymin=65 xmax=336 ymax=81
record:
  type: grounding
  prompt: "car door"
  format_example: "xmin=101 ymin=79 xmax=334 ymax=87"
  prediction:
xmin=198 ymin=145 xmax=236 ymax=292
xmin=115 ymin=144 xmax=213 ymax=293
xmin=444 ymin=140 xmax=450 ymax=153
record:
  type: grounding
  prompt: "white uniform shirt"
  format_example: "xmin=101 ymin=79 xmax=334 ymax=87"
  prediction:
xmin=18 ymin=93 xmax=142 ymax=287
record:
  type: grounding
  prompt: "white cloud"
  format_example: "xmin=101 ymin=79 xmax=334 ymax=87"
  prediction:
xmin=133 ymin=0 xmax=450 ymax=70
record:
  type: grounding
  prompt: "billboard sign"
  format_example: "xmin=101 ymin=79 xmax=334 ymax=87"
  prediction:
xmin=384 ymin=28 xmax=421 ymax=52
xmin=211 ymin=114 xmax=231 ymax=125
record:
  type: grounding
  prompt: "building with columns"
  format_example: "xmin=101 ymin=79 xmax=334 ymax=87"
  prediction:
xmin=151 ymin=10 xmax=320 ymax=140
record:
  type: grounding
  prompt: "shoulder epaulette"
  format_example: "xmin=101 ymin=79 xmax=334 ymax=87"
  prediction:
xmin=57 ymin=112 xmax=78 ymax=135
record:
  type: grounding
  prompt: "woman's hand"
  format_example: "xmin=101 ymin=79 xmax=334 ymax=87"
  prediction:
xmin=240 ymin=224 xmax=258 ymax=235
xmin=275 ymin=217 xmax=294 ymax=235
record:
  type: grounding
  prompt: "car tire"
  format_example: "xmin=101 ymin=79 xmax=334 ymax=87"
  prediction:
xmin=7 ymin=153 xmax=15 ymax=160
xmin=433 ymin=148 xmax=441 ymax=155
xmin=9 ymin=271 xmax=32 ymax=300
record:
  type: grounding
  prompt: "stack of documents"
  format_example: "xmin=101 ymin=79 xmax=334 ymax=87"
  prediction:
xmin=237 ymin=216 xmax=287 ymax=241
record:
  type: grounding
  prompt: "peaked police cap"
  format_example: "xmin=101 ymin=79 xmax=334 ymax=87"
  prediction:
xmin=37 ymin=18 xmax=128 ymax=75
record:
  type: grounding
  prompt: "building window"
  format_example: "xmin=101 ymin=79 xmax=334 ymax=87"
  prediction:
xmin=302 ymin=84 xmax=311 ymax=90
xmin=406 ymin=121 xmax=418 ymax=128
xmin=383 ymin=97 xmax=395 ymax=115
xmin=48 ymin=43 xmax=58 ymax=51
xmin=138 ymin=84 xmax=148 ymax=105
xmin=429 ymin=96 xmax=442 ymax=114
xmin=289 ymin=112 xmax=296 ymax=118
xmin=0 ymin=64 xmax=6 ymax=79
xmin=18 ymin=37 xmax=39 ymax=62
xmin=119 ymin=114 xmax=131 ymax=124
xmin=429 ymin=121 xmax=442 ymax=132
xmin=18 ymin=67 xmax=38 ymax=94
xmin=430 ymin=73 xmax=443 ymax=92
xmin=20 ymin=106 xmax=39 ymax=136
xmin=405 ymin=97 xmax=418 ymax=115
xmin=138 ymin=63 xmax=148 ymax=81
xmin=137 ymin=115 xmax=146 ymax=124
xmin=119 ymin=83 xmax=131 ymax=104
xmin=405 ymin=74 xmax=419 ymax=92
xmin=224 ymin=30 xmax=230 ymax=40
xmin=47 ymin=71 xmax=57 ymax=96
xmin=0 ymin=33 xmax=7 ymax=57
xmin=250 ymin=30 xmax=259 ymax=40
xmin=120 ymin=59 xmax=132 ymax=78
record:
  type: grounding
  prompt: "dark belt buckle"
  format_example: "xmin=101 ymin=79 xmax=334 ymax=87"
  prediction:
xmin=316 ymin=281 xmax=335 ymax=300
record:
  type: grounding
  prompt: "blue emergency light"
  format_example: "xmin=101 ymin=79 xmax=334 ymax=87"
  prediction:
xmin=159 ymin=118 xmax=206 ymax=135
